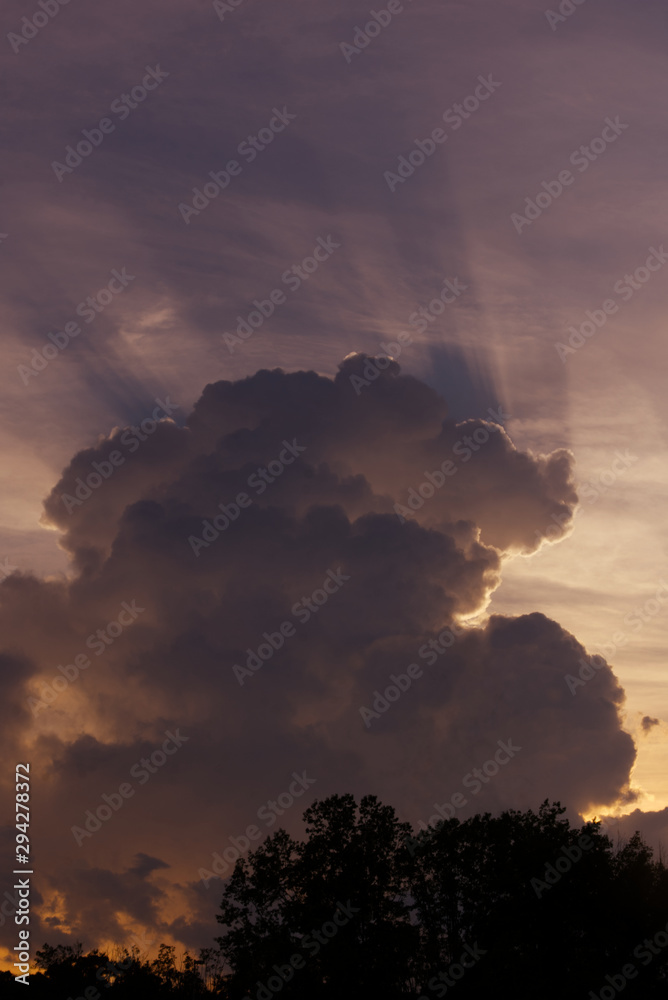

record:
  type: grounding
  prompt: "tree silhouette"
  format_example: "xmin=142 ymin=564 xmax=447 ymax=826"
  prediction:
xmin=28 ymin=939 xmax=209 ymax=997
xmin=214 ymin=796 xmax=668 ymax=999
xmin=215 ymin=794 xmax=420 ymax=997
xmin=16 ymin=795 xmax=668 ymax=998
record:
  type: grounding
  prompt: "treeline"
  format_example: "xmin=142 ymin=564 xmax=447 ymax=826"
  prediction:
xmin=3 ymin=942 xmax=220 ymax=997
xmin=7 ymin=795 xmax=668 ymax=998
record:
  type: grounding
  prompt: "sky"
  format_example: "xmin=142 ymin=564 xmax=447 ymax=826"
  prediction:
xmin=2 ymin=0 xmax=668 ymax=966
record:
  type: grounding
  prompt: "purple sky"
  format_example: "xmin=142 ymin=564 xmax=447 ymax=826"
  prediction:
xmin=2 ymin=0 xmax=668 ymax=963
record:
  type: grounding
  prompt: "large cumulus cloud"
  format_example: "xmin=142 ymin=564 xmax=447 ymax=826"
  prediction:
xmin=1 ymin=358 xmax=636 ymax=956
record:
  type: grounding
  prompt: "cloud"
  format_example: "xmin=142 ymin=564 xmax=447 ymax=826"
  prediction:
xmin=0 ymin=359 xmax=637 ymax=956
xmin=600 ymin=806 xmax=668 ymax=855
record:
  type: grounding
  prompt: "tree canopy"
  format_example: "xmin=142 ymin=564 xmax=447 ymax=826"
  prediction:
xmin=13 ymin=795 xmax=668 ymax=998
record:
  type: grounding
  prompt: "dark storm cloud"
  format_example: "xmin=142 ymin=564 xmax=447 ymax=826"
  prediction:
xmin=43 ymin=356 xmax=578 ymax=563
xmin=0 ymin=648 xmax=37 ymax=757
xmin=3 ymin=0 xmax=668 ymax=965
xmin=601 ymin=806 xmax=668 ymax=856
xmin=0 ymin=360 xmax=639 ymax=954
xmin=52 ymin=858 xmax=175 ymax=945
